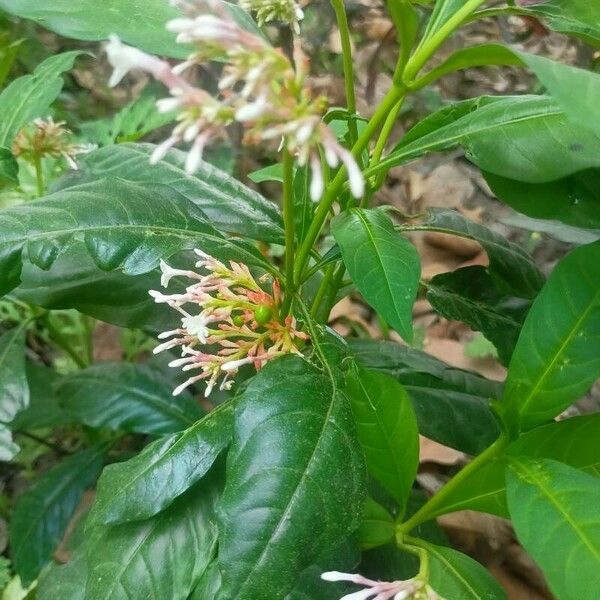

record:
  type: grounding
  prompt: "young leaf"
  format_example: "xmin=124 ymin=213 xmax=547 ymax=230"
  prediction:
xmin=351 ymin=339 xmax=502 ymax=454
xmin=357 ymin=497 xmax=395 ymax=550
xmin=377 ymin=95 xmax=600 ymax=184
xmin=56 ymin=362 xmax=203 ymax=435
xmin=10 ymin=445 xmax=106 ymax=585
xmin=507 ymin=458 xmax=600 ymax=600
xmin=55 ymin=143 xmax=284 ymax=243
xmin=425 ymin=542 xmax=507 ymax=600
xmin=0 ymin=325 xmax=29 ymax=424
xmin=0 ymin=51 xmax=80 ymax=148
xmin=501 ymin=241 xmax=600 ymax=431
xmin=484 ymin=169 xmax=600 ymax=230
xmin=346 ymin=367 xmax=419 ymax=514
xmin=401 ymin=208 xmax=545 ymax=298
xmin=0 ymin=178 xmax=273 ymax=297
xmin=332 ymin=208 xmax=420 ymax=342
xmin=85 ymin=474 xmax=221 ymax=600
xmin=90 ymin=402 xmax=233 ymax=524
xmin=417 ymin=413 xmax=600 ymax=519
xmin=216 ymin=355 xmax=366 ymax=600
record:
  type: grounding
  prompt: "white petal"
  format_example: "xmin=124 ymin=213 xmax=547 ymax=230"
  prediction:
xmin=339 ymin=147 xmax=365 ymax=198
xmin=309 ymin=155 xmax=324 ymax=201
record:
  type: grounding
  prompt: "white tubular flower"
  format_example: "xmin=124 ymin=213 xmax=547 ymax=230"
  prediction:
xmin=321 ymin=572 xmax=443 ymax=600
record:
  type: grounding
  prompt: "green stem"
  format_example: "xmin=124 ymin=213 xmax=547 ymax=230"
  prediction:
xmin=293 ymin=84 xmax=406 ymax=284
xmin=402 ymin=536 xmax=430 ymax=580
xmin=310 ymin=264 xmax=335 ymax=318
xmin=33 ymin=154 xmax=44 ymax=197
xmin=281 ymin=149 xmax=296 ymax=316
xmin=396 ymin=432 xmax=509 ymax=534
xmin=331 ymin=0 xmax=359 ymax=149
xmin=403 ymin=0 xmax=489 ymax=82
xmin=319 ymin=262 xmax=346 ymax=321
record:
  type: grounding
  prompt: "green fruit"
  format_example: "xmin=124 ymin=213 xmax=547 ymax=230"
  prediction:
xmin=254 ymin=305 xmax=273 ymax=325
xmin=232 ymin=315 xmax=245 ymax=327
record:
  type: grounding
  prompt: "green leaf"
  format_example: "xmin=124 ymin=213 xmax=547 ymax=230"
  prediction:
xmin=0 ymin=0 xmax=187 ymax=58
xmin=0 ymin=147 xmax=18 ymax=186
xmin=424 ymin=413 xmax=600 ymax=519
xmin=427 ymin=266 xmax=529 ymax=365
xmin=90 ymin=402 xmax=233 ymax=524
xmin=507 ymin=458 xmax=600 ymax=600
xmin=519 ymin=0 xmax=600 ymax=46
xmin=351 ymin=339 xmax=501 ymax=454
xmin=425 ymin=542 xmax=507 ymax=600
xmin=216 ymin=355 xmax=366 ymax=599
xmin=85 ymin=472 xmax=221 ymax=600
xmin=0 ymin=177 xmax=273 ymax=297
xmin=332 ymin=208 xmax=420 ymax=342
xmin=346 ymin=367 xmax=419 ymax=514
xmin=501 ymin=214 xmax=600 ymax=246
xmin=484 ymin=169 xmax=600 ymax=230
xmin=501 ymin=241 xmax=600 ymax=431
xmin=38 ymin=546 xmax=87 ymax=600
xmin=55 ymin=143 xmax=283 ymax=243
xmin=357 ymin=497 xmax=395 ymax=550
xmin=0 ymin=325 xmax=29 ymax=424
xmin=248 ymin=163 xmax=283 ymax=183
xmin=56 ymin=362 xmax=204 ymax=435
xmin=378 ymin=95 xmax=600 ymax=184
xmin=0 ymin=51 xmax=80 ymax=148
xmin=400 ymin=208 xmax=544 ymax=299
xmin=10 ymin=445 xmax=105 ymax=585
xmin=518 ymin=51 xmax=600 ymax=136
xmin=421 ymin=0 xmax=465 ymax=40
xmin=0 ymin=426 xmax=19 ymax=461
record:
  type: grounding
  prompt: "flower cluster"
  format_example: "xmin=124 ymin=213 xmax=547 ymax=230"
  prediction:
xmin=12 ymin=117 xmax=93 ymax=170
xmin=150 ymin=249 xmax=308 ymax=397
xmin=239 ymin=0 xmax=304 ymax=33
xmin=105 ymin=0 xmax=364 ymax=200
xmin=321 ymin=572 xmax=444 ymax=600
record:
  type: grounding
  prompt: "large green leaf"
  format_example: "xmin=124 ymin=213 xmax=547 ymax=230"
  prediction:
xmin=376 ymin=95 xmax=600 ymax=183
xmin=0 ymin=0 xmax=186 ymax=57
xmin=519 ymin=0 xmax=600 ymax=46
xmin=507 ymin=458 xmax=600 ymax=600
xmin=427 ymin=266 xmax=529 ymax=365
xmin=351 ymin=339 xmax=501 ymax=454
xmin=0 ymin=177 xmax=272 ymax=297
xmin=216 ymin=355 xmax=365 ymax=599
xmin=332 ymin=208 xmax=420 ymax=342
xmin=0 ymin=51 xmax=80 ymax=148
xmin=484 ymin=169 xmax=600 ymax=230
xmin=518 ymin=52 xmax=600 ymax=136
xmin=0 ymin=325 xmax=29 ymax=424
xmin=425 ymin=542 xmax=507 ymax=600
xmin=419 ymin=413 xmax=600 ymax=519
xmin=56 ymin=362 xmax=203 ymax=435
xmin=10 ymin=445 xmax=105 ymax=585
xmin=90 ymin=402 xmax=233 ymax=524
xmin=56 ymin=143 xmax=283 ymax=243
xmin=400 ymin=208 xmax=544 ymax=298
xmin=85 ymin=472 xmax=221 ymax=600
xmin=501 ymin=241 xmax=600 ymax=431
xmin=346 ymin=367 xmax=419 ymax=514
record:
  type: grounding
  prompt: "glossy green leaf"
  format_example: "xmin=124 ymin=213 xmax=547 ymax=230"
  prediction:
xmin=85 ymin=473 xmax=221 ymax=600
xmin=425 ymin=542 xmax=507 ymax=600
xmin=37 ymin=544 xmax=87 ymax=600
xmin=378 ymin=95 xmax=600 ymax=184
xmin=10 ymin=445 xmax=105 ymax=585
xmin=0 ymin=51 xmax=80 ymax=148
xmin=400 ymin=208 xmax=544 ymax=299
xmin=507 ymin=458 xmax=600 ymax=600
xmin=346 ymin=367 xmax=419 ymax=513
xmin=519 ymin=0 xmax=600 ymax=46
xmin=0 ymin=0 xmax=187 ymax=57
xmin=0 ymin=177 xmax=272 ymax=297
xmin=518 ymin=51 xmax=600 ymax=136
xmin=90 ymin=402 xmax=233 ymax=524
xmin=216 ymin=355 xmax=365 ymax=599
xmin=501 ymin=214 xmax=600 ymax=246
xmin=427 ymin=266 xmax=529 ymax=364
xmin=484 ymin=169 xmax=600 ymax=230
xmin=55 ymin=143 xmax=283 ymax=243
xmin=0 ymin=325 xmax=29 ymax=424
xmin=502 ymin=241 xmax=600 ymax=431
xmin=357 ymin=497 xmax=395 ymax=550
xmin=351 ymin=339 xmax=502 ymax=454
xmin=424 ymin=413 xmax=600 ymax=519
xmin=56 ymin=362 xmax=203 ymax=435
xmin=332 ymin=208 xmax=420 ymax=342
